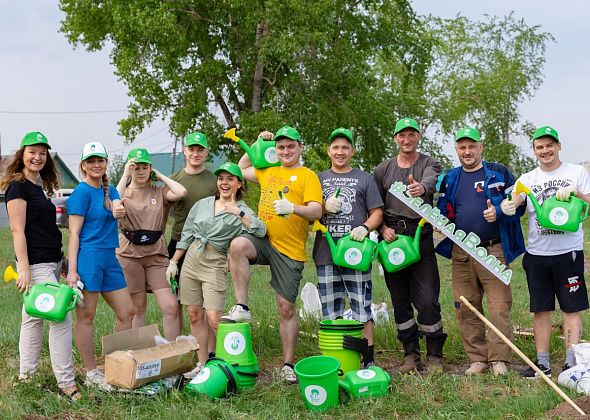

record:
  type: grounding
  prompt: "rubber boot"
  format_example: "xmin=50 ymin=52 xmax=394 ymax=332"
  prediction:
xmin=426 ymin=333 xmax=447 ymax=374
xmin=398 ymin=339 xmax=422 ymax=374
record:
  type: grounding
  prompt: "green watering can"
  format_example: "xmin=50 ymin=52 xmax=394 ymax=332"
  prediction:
xmin=224 ymin=128 xmax=280 ymax=169
xmin=376 ymin=218 xmax=427 ymax=273
xmin=313 ymin=221 xmax=376 ymax=272
xmin=23 ymin=282 xmax=78 ymax=322
xmin=515 ymin=181 xmax=589 ymax=232
xmin=338 ymin=366 xmax=391 ymax=398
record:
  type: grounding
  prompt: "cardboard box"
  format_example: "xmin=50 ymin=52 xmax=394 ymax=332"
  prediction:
xmin=103 ymin=324 xmax=198 ymax=389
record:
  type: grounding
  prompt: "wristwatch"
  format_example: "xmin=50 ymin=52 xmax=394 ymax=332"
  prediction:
xmin=239 ymin=210 xmax=246 ymax=218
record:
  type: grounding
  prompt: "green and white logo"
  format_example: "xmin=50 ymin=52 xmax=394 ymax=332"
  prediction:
xmin=192 ymin=367 xmax=211 ymax=384
xmin=344 ymin=247 xmax=363 ymax=266
xmin=305 ymin=385 xmax=327 ymax=406
xmin=356 ymin=369 xmax=376 ymax=380
xmin=35 ymin=293 xmax=56 ymax=313
xmin=388 ymin=248 xmax=406 ymax=265
xmin=549 ymin=206 xmax=569 ymax=226
xmin=224 ymin=332 xmax=246 ymax=355
xmin=265 ymin=147 xmax=278 ymax=163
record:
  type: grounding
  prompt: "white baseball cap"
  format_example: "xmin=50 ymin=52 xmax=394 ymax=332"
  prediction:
xmin=81 ymin=142 xmax=108 ymax=161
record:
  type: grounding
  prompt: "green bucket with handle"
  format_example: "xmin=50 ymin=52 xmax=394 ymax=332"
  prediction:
xmin=184 ymin=358 xmax=238 ymax=399
xmin=216 ymin=322 xmax=258 ymax=366
xmin=294 ymin=356 xmax=341 ymax=411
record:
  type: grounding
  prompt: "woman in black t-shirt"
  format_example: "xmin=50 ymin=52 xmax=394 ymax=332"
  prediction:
xmin=0 ymin=132 xmax=80 ymax=401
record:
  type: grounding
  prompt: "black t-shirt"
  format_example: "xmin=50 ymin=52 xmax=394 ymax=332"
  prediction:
xmin=5 ymin=179 xmax=62 ymax=264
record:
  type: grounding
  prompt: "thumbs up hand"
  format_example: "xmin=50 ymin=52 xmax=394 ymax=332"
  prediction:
xmin=113 ymin=197 xmax=126 ymax=219
xmin=324 ymin=192 xmax=342 ymax=214
xmin=483 ymin=199 xmax=496 ymax=223
xmin=407 ymin=174 xmax=424 ymax=197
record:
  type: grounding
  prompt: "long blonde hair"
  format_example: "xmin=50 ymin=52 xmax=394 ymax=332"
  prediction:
xmin=79 ymin=160 xmax=112 ymax=210
xmin=0 ymin=147 xmax=60 ymax=195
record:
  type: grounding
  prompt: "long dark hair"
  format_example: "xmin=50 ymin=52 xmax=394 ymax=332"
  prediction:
xmin=79 ymin=160 xmax=112 ymax=210
xmin=0 ymin=146 xmax=60 ymax=195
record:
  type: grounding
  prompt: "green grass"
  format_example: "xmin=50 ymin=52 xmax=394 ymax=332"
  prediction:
xmin=0 ymin=219 xmax=588 ymax=418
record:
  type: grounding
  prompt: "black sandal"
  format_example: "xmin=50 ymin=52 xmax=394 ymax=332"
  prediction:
xmin=60 ymin=387 xmax=82 ymax=402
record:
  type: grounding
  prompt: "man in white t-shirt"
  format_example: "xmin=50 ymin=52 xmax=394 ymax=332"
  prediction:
xmin=501 ymin=125 xmax=590 ymax=378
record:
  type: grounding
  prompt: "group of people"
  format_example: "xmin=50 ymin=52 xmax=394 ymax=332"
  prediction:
xmin=2 ymin=116 xmax=588 ymax=399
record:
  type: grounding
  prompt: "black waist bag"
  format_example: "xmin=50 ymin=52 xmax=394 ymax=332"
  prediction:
xmin=123 ymin=230 xmax=162 ymax=245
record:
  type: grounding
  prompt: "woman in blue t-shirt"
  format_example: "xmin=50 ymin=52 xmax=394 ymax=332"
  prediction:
xmin=0 ymin=132 xmax=79 ymax=400
xmin=66 ymin=141 xmax=135 ymax=392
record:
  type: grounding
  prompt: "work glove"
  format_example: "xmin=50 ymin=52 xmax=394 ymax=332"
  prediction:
xmin=273 ymin=197 xmax=295 ymax=215
xmin=350 ymin=225 xmax=369 ymax=242
xmin=73 ymin=280 xmax=86 ymax=308
xmin=500 ymin=198 xmax=517 ymax=216
xmin=555 ymin=186 xmax=576 ymax=201
xmin=166 ymin=260 xmax=178 ymax=286
xmin=324 ymin=195 xmax=342 ymax=214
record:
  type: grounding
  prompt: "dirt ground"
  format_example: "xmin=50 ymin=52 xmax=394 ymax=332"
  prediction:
xmin=545 ymin=396 xmax=590 ymax=419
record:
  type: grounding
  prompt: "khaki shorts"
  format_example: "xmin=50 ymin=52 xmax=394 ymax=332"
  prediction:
xmin=241 ymin=233 xmax=304 ymax=304
xmin=180 ymin=242 xmax=228 ymax=311
xmin=117 ymin=254 xmax=170 ymax=294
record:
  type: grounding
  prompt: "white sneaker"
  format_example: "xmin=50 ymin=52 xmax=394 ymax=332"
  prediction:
xmin=491 ymin=361 xmax=508 ymax=376
xmin=84 ymin=369 xmax=115 ymax=392
xmin=221 ymin=305 xmax=252 ymax=323
xmin=183 ymin=362 xmax=204 ymax=379
xmin=280 ymin=365 xmax=298 ymax=384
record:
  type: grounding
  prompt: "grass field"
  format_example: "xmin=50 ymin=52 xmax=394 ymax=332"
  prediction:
xmin=0 ymin=220 xmax=588 ymax=418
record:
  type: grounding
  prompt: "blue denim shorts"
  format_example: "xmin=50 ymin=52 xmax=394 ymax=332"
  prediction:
xmin=78 ymin=247 xmax=127 ymax=292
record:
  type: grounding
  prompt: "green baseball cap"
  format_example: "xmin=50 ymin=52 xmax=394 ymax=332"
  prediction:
xmin=394 ymin=117 xmax=420 ymax=135
xmin=455 ymin=126 xmax=481 ymax=142
xmin=127 ymin=148 xmax=152 ymax=165
xmin=184 ymin=131 xmax=209 ymax=148
xmin=214 ymin=161 xmax=243 ymax=181
xmin=21 ymin=131 xmax=51 ymax=149
xmin=81 ymin=142 xmax=108 ymax=161
xmin=532 ymin=125 xmax=559 ymax=142
xmin=328 ymin=127 xmax=354 ymax=145
xmin=274 ymin=125 xmax=302 ymax=142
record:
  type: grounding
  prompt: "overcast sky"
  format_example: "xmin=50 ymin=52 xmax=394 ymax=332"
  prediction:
xmin=0 ymin=1 xmax=588 ymax=175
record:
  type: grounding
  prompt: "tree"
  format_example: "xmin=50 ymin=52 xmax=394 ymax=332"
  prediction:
xmin=59 ymin=2 xmax=551 ymax=174
xmin=107 ymin=153 xmax=126 ymax=185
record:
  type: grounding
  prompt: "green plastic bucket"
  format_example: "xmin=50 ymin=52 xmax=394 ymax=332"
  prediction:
xmin=234 ymin=362 xmax=259 ymax=390
xmin=294 ymin=356 xmax=341 ymax=411
xmin=320 ymin=319 xmax=364 ymax=331
xmin=216 ymin=322 xmax=258 ymax=366
xmin=184 ymin=358 xmax=238 ymax=399
xmin=319 ymin=347 xmax=361 ymax=375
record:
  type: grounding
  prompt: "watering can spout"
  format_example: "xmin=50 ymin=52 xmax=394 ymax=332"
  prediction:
xmin=515 ymin=180 xmax=541 ymax=215
xmin=4 ymin=265 xmax=18 ymax=283
xmin=224 ymin=128 xmax=254 ymax=161
xmin=313 ymin=221 xmax=336 ymax=255
xmin=413 ymin=218 xmax=427 ymax=253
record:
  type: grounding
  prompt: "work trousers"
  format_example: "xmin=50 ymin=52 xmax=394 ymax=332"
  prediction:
xmin=452 ymin=243 xmax=513 ymax=363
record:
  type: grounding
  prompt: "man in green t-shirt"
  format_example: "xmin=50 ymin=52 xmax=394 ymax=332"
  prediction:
xmin=167 ymin=131 xmax=217 ymax=338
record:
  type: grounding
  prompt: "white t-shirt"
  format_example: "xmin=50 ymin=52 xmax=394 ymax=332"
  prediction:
xmin=517 ymin=162 xmax=590 ymax=255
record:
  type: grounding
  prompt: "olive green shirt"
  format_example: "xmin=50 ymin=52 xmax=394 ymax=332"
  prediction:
xmin=170 ymin=168 xmax=217 ymax=240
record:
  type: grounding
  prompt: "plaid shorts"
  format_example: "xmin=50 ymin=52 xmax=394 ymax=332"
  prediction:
xmin=316 ymin=264 xmax=372 ymax=323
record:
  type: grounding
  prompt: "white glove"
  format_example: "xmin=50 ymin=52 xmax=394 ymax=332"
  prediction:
xmin=324 ymin=196 xmax=342 ymax=213
xmin=500 ymin=198 xmax=517 ymax=216
xmin=350 ymin=225 xmax=369 ymax=241
xmin=273 ymin=197 xmax=295 ymax=215
xmin=166 ymin=260 xmax=178 ymax=285
xmin=74 ymin=280 xmax=85 ymax=308
xmin=555 ymin=186 xmax=576 ymax=201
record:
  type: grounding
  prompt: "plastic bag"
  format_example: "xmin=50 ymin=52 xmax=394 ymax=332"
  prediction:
xmin=574 ymin=343 xmax=590 ymax=364
xmin=558 ymin=363 xmax=590 ymax=395
xmin=299 ymin=282 xmax=322 ymax=319
xmin=342 ymin=302 xmax=389 ymax=324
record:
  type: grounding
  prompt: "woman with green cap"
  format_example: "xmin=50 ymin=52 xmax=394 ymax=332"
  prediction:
xmin=115 ymin=148 xmax=187 ymax=340
xmin=0 ymin=132 xmax=80 ymax=400
xmin=167 ymin=162 xmax=266 ymax=376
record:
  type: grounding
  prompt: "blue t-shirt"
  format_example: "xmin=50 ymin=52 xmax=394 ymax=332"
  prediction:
xmin=454 ymin=168 xmax=499 ymax=242
xmin=67 ymin=182 xmax=120 ymax=249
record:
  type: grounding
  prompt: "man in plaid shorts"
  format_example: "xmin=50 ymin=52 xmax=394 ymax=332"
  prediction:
xmin=312 ymin=128 xmax=383 ymax=367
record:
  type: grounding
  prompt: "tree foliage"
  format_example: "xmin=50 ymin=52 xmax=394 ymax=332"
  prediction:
xmin=59 ymin=1 xmax=552 ymax=174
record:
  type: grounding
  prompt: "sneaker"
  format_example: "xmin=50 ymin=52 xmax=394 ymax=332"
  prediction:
xmin=465 ymin=362 xmax=489 ymax=376
xmin=220 ymin=305 xmax=252 ymax=323
xmin=184 ymin=362 xmax=204 ymax=379
xmin=562 ymin=363 xmax=574 ymax=372
xmin=520 ymin=361 xmax=551 ymax=379
xmin=490 ymin=361 xmax=508 ymax=376
xmin=84 ymin=369 xmax=115 ymax=392
xmin=18 ymin=372 xmax=34 ymax=383
xmin=280 ymin=365 xmax=298 ymax=384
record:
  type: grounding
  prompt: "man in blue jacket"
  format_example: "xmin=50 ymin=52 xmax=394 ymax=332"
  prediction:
xmin=435 ymin=127 xmax=525 ymax=376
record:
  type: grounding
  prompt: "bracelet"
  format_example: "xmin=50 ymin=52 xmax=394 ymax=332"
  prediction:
xmin=361 ymin=224 xmax=370 ymax=232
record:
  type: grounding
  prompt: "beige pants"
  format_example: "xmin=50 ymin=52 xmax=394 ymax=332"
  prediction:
xmin=18 ymin=261 xmax=76 ymax=389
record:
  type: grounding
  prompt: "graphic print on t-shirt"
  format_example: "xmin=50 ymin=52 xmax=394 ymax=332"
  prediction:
xmin=321 ymin=178 xmax=359 ymax=238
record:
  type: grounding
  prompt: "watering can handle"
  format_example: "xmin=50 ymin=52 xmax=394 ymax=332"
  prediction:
xmin=68 ymin=289 xmax=78 ymax=312
xmin=581 ymin=200 xmax=589 ymax=222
